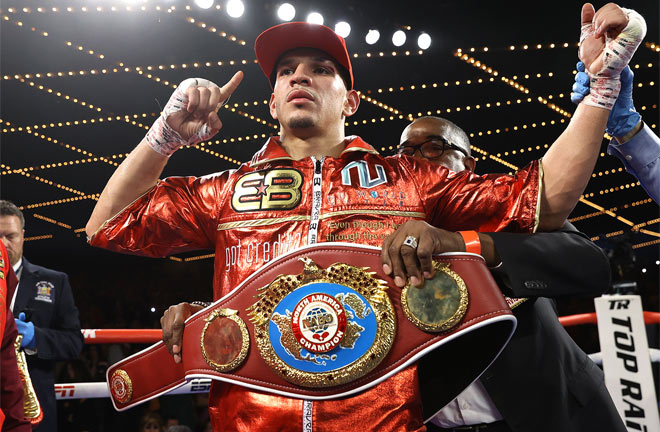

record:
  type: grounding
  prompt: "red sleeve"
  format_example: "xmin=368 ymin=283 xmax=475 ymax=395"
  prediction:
xmin=401 ymin=157 xmax=541 ymax=233
xmin=89 ymin=173 xmax=229 ymax=257
xmin=1 ymin=311 xmax=31 ymax=431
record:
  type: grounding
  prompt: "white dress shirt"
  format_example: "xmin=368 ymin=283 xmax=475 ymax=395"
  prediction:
xmin=10 ymin=257 xmax=22 ymax=311
xmin=431 ymin=379 xmax=504 ymax=427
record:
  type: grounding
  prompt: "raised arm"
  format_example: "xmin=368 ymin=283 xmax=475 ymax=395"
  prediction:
xmin=573 ymin=62 xmax=660 ymax=203
xmin=85 ymin=72 xmax=243 ymax=238
xmin=537 ymin=3 xmax=646 ymax=230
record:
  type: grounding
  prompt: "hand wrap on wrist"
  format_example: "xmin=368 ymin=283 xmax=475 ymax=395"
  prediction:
xmin=579 ymin=9 xmax=646 ymax=110
xmin=145 ymin=78 xmax=218 ymax=157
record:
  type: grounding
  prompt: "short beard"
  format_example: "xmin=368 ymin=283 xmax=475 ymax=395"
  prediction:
xmin=287 ymin=116 xmax=315 ymax=129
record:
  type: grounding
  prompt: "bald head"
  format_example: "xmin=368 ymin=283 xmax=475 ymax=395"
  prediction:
xmin=398 ymin=116 xmax=475 ymax=172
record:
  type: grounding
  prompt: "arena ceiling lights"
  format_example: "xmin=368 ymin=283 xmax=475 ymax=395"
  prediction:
xmin=189 ymin=1 xmax=431 ymax=50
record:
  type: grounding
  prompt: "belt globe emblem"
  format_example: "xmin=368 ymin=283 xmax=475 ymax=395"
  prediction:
xmin=291 ymin=294 xmax=347 ymax=353
xmin=248 ymin=258 xmax=396 ymax=388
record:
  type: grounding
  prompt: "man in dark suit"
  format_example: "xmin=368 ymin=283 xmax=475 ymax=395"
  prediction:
xmin=0 ymin=200 xmax=84 ymax=432
xmin=387 ymin=116 xmax=626 ymax=432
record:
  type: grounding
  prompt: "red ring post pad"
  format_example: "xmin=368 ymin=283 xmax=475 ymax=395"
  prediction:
xmin=106 ymin=243 xmax=516 ymax=418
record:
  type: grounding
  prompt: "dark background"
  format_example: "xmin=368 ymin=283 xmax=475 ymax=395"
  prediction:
xmin=1 ymin=0 xmax=658 ymax=429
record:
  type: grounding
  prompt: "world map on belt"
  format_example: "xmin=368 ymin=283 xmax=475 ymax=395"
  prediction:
xmin=272 ymin=292 xmax=369 ymax=365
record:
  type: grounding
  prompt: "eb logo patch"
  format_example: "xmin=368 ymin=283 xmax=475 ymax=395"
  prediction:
xmin=232 ymin=169 xmax=303 ymax=212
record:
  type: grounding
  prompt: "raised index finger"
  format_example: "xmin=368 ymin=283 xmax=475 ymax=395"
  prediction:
xmin=218 ymin=71 xmax=244 ymax=104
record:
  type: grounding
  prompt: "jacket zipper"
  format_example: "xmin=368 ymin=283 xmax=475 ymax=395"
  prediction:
xmin=307 ymin=157 xmax=324 ymax=246
xmin=303 ymin=157 xmax=324 ymax=431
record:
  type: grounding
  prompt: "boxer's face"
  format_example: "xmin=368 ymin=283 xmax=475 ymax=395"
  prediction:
xmin=0 ymin=215 xmax=24 ymax=266
xmin=269 ymin=48 xmax=356 ymax=134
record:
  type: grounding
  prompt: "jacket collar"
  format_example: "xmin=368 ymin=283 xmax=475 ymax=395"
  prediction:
xmin=250 ymin=135 xmax=379 ymax=167
xmin=18 ymin=257 xmax=36 ymax=277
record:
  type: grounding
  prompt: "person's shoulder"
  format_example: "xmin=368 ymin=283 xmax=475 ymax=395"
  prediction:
xmin=22 ymin=258 xmax=68 ymax=279
xmin=380 ymin=153 xmax=461 ymax=177
xmin=159 ymin=169 xmax=241 ymax=189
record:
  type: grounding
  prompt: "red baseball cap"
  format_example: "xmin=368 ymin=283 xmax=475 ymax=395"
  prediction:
xmin=254 ymin=22 xmax=354 ymax=89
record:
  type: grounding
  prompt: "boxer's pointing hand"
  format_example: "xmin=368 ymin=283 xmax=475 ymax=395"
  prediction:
xmin=168 ymin=71 xmax=244 ymax=141
xmin=145 ymin=71 xmax=244 ymax=157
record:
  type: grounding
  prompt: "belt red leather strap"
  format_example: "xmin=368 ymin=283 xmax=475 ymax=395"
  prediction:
xmin=106 ymin=243 xmax=516 ymax=420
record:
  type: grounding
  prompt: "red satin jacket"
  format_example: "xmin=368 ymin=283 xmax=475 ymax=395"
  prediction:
xmin=90 ymin=136 xmax=540 ymax=431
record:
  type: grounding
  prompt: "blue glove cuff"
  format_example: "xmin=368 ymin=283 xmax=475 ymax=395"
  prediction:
xmin=606 ymin=110 xmax=642 ymax=137
xmin=24 ymin=328 xmax=37 ymax=349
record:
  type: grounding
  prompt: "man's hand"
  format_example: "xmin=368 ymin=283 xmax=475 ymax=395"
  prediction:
xmin=160 ymin=302 xmax=205 ymax=363
xmin=579 ymin=3 xmax=628 ymax=73
xmin=381 ymin=221 xmax=465 ymax=288
xmin=16 ymin=312 xmax=36 ymax=349
xmin=578 ymin=3 xmax=646 ymax=110
xmin=166 ymin=72 xmax=244 ymax=140
xmin=572 ymin=62 xmax=642 ymax=139
xmin=145 ymin=71 xmax=244 ymax=157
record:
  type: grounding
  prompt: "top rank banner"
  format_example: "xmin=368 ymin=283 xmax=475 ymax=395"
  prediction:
xmin=595 ymin=294 xmax=660 ymax=432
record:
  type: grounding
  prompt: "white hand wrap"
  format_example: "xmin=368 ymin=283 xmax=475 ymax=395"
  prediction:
xmin=579 ymin=9 xmax=646 ymax=110
xmin=145 ymin=78 xmax=218 ymax=157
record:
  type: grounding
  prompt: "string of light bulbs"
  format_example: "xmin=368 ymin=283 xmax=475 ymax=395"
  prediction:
xmin=455 ymin=43 xmax=576 ymax=53
xmin=632 ymin=238 xmax=660 ymax=249
xmin=594 ymin=181 xmax=641 ymax=196
xmin=23 ymin=129 xmax=120 ymax=167
xmin=592 ymin=225 xmax=660 ymax=241
xmin=0 ymin=154 xmax=129 ymax=176
xmin=0 ymin=162 xmax=91 ymax=197
xmin=0 ymin=114 xmax=158 ymax=133
xmin=23 ymin=234 xmax=54 ymax=242
xmin=183 ymin=16 xmax=247 ymax=47
xmin=4 ymin=129 xmax=273 ymax=175
xmin=19 ymin=194 xmax=100 ymax=211
xmin=2 ymin=51 xmax=427 ymax=84
xmin=4 ymin=127 xmax=277 ymax=178
xmin=2 ymin=47 xmax=437 ymax=84
xmin=455 ymin=51 xmax=573 ymax=118
xmin=633 ymin=217 xmax=660 ymax=232
xmin=33 ymin=213 xmax=72 ymax=229
xmin=571 ymin=197 xmax=655 ymax=224
xmin=3 ymin=4 xmax=187 ymax=14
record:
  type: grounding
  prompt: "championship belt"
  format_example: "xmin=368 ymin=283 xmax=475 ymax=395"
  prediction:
xmin=107 ymin=243 xmax=516 ymax=420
